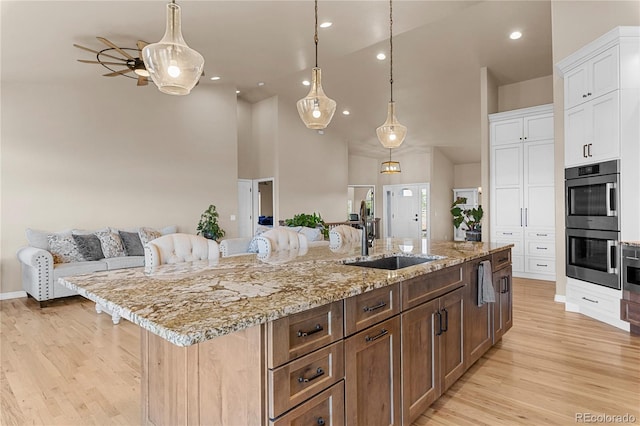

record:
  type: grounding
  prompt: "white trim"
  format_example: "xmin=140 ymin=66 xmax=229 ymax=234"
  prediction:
xmin=0 ymin=291 xmax=27 ymax=300
xmin=554 ymin=294 xmax=566 ymax=303
xmin=488 ymin=103 xmax=553 ymax=122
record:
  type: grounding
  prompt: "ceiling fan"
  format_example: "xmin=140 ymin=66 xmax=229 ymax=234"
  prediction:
xmin=74 ymin=37 xmax=151 ymax=86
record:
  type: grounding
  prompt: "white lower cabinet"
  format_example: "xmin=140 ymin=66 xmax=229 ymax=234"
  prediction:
xmin=565 ymin=278 xmax=629 ymax=331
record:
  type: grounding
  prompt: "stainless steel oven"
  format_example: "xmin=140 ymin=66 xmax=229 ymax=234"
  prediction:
xmin=623 ymin=246 xmax=640 ymax=293
xmin=565 ymin=160 xmax=620 ymax=231
xmin=566 ymin=228 xmax=620 ymax=289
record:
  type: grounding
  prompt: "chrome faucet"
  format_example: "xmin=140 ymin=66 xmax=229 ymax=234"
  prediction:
xmin=360 ymin=200 xmax=369 ymax=256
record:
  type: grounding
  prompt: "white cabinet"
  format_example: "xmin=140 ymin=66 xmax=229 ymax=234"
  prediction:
xmin=452 ymin=188 xmax=479 ymax=241
xmin=490 ymin=104 xmax=555 ymax=281
xmin=564 ymin=45 xmax=619 ymax=110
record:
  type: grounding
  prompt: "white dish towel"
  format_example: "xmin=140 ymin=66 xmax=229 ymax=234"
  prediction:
xmin=477 ymin=260 xmax=496 ymax=306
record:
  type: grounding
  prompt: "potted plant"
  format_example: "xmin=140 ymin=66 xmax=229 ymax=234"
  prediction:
xmin=284 ymin=212 xmax=329 ymax=239
xmin=450 ymin=197 xmax=483 ymax=242
xmin=196 ymin=204 xmax=226 ymax=241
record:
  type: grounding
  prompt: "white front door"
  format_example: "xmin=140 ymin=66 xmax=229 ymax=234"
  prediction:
xmin=384 ymin=184 xmax=429 ymax=239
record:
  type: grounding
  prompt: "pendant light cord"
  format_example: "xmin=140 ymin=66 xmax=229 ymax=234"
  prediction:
xmin=314 ymin=0 xmax=319 ymax=68
xmin=389 ymin=0 xmax=394 ymax=102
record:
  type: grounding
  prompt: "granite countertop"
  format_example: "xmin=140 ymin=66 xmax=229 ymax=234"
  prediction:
xmin=621 ymin=241 xmax=640 ymax=248
xmin=59 ymin=239 xmax=512 ymax=347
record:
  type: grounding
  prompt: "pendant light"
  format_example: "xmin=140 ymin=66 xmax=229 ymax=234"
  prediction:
xmin=380 ymin=149 xmax=401 ymax=174
xmin=142 ymin=0 xmax=205 ymax=96
xmin=297 ymin=0 xmax=337 ymax=130
xmin=376 ymin=0 xmax=407 ymax=148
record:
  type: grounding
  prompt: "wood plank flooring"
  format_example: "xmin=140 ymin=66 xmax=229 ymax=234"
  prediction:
xmin=1 ymin=278 xmax=638 ymax=425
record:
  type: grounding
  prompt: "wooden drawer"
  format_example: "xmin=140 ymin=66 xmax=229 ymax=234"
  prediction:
xmin=491 ymin=249 xmax=511 ymax=272
xmin=268 ymin=341 xmax=344 ymax=419
xmin=401 ymin=265 xmax=464 ymax=310
xmin=267 ymin=301 xmax=344 ymax=368
xmin=270 ymin=381 xmax=345 ymax=426
xmin=525 ymin=257 xmax=556 ymax=275
xmin=344 ymin=284 xmax=399 ymax=336
xmin=526 ymin=240 xmax=555 ymax=257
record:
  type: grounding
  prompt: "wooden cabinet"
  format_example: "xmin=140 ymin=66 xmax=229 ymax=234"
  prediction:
xmin=270 ymin=382 xmax=345 ymax=426
xmin=563 ymin=45 xmax=619 ymax=110
xmin=345 ymin=316 xmax=401 ymax=426
xmin=464 ymin=256 xmax=493 ymax=367
xmin=490 ymin=104 xmax=555 ymax=280
xmin=401 ymin=286 xmax=464 ymax=425
xmin=493 ymin=265 xmax=513 ymax=342
xmin=344 ymin=284 xmax=399 ymax=336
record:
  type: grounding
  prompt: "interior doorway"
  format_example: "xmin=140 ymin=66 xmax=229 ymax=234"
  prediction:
xmin=237 ymin=178 xmax=276 ymax=237
xmin=382 ymin=183 xmax=430 ymax=239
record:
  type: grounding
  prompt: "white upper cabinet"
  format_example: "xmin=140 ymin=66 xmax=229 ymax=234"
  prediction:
xmin=564 ymin=45 xmax=619 ymax=110
xmin=490 ymin=112 xmax=553 ymax=146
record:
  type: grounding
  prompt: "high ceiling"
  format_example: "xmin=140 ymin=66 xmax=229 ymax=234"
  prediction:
xmin=1 ymin=1 xmax=553 ymax=164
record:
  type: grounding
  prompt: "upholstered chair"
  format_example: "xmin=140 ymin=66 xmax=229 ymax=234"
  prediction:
xmin=255 ymin=228 xmax=308 ymax=260
xmin=329 ymin=225 xmax=362 ymax=250
xmin=144 ymin=233 xmax=219 ymax=268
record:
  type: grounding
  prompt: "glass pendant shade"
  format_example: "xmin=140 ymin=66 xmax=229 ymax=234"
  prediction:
xmin=142 ymin=3 xmax=204 ymax=96
xmin=376 ymin=101 xmax=407 ymax=149
xmin=380 ymin=160 xmax=401 ymax=174
xmin=297 ymin=68 xmax=337 ymax=130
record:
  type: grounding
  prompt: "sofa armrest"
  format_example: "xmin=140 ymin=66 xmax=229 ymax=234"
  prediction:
xmin=219 ymin=237 xmax=253 ymax=257
xmin=17 ymin=246 xmax=54 ymax=301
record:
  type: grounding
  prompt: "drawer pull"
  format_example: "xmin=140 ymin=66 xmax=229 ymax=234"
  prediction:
xmin=363 ymin=301 xmax=387 ymax=312
xmin=582 ymin=297 xmax=599 ymax=304
xmin=298 ymin=367 xmax=325 ymax=383
xmin=536 ymin=233 xmax=548 ymax=237
xmin=503 ymin=232 xmax=513 ymax=235
xmin=317 ymin=417 xmax=325 ymax=426
xmin=365 ymin=328 xmax=388 ymax=342
xmin=498 ymin=257 xmax=508 ymax=263
xmin=536 ymin=247 xmax=548 ymax=250
xmin=536 ymin=264 xmax=548 ymax=267
xmin=297 ymin=324 xmax=324 ymax=338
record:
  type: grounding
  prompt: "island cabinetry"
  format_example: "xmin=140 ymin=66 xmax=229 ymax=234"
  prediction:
xmin=401 ymin=286 xmax=464 ymax=425
xmin=492 ymin=264 xmax=513 ymax=343
xmin=344 ymin=283 xmax=399 ymax=335
xmin=345 ymin=316 xmax=401 ymax=426
xmin=400 ymin=264 xmax=464 ymax=310
xmin=271 ymin=382 xmax=345 ymax=426
xmin=464 ymin=256 xmax=493 ymax=367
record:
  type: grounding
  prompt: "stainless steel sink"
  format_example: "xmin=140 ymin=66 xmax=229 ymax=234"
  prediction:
xmin=344 ymin=255 xmax=436 ymax=270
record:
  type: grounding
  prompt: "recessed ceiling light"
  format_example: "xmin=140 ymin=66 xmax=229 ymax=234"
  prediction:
xmin=210 ymin=76 xmax=221 ymax=81
xmin=376 ymin=53 xmax=386 ymax=60
xmin=317 ymin=130 xmax=325 ymax=135
xmin=302 ymin=80 xmax=311 ymax=86
xmin=510 ymin=31 xmax=522 ymax=40
xmin=342 ymin=110 xmax=350 ymax=116
xmin=257 ymin=81 xmax=265 ymax=87
xmin=319 ymin=22 xmax=332 ymax=28
xmin=236 ymin=90 xmax=240 ymax=94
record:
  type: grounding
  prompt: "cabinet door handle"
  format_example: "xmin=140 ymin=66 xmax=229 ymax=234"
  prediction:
xmin=298 ymin=367 xmax=325 ymax=383
xmin=520 ymin=208 xmax=523 ymax=226
xmin=502 ymin=277 xmax=510 ymax=294
xmin=297 ymin=324 xmax=324 ymax=337
xmin=363 ymin=301 xmax=387 ymax=313
xmin=587 ymin=92 xmax=592 ymax=96
xmin=365 ymin=328 xmax=389 ymax=342
xmin=583 ymin=144 xmax=588 ymax=158
xmin=582 ymin=94 xmax=587 ymax=98
xmin=441 ymin=308 xmax=449 ymax=332
xmin=525 ymin=208 xmax=528 ymax=227
xmin=435 ymin=311 xmax=443 ymax=336
xmin=536 ymin=246 xmax=548 ymax=250
xmin=582 ymin=297 xmax=599 ymax=304
xmin=587 ymin=143 xmax=592 ymax=157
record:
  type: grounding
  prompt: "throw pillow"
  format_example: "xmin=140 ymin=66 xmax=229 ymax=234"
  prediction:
xmin=26 ymin=228 xmax=51 ymax=250
xmin=47 ymin=232 xmax=84 ymax=264
xmin=72 ymin=234 xmax=105 ymax=261
xmin=94 ymin=229 xmax=126 ymax=258
xmin=119 ymin=230 xmax=144 ymax=256
xmin=139 ymin=227 xmax=162 ymax=245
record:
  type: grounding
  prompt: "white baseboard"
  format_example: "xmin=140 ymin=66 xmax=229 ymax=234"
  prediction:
xmin=0 ymin=291 xmax=27 ymax=300
xmin=554 ymin=294 xmax=566 ymax=303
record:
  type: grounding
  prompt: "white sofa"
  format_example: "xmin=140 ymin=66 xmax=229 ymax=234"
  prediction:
xmin=17 ymin=225 xmax=177 ymax=309
xmin=219 ymin=226 xmax=325 ymax=257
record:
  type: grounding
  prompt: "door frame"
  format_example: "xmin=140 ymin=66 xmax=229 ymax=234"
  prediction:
xmin=382 ymin=183 xmax=430 ymax=240
xmin=252 ymin=177 xmax=276 ymax=235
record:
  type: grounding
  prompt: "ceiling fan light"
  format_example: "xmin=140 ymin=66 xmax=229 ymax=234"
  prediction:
xmin=142 ymin=2 xmax=204 ymax=95
xmin=376 ymin=101 xmax=407 ymax=148
xmin=297 ymin=67 xmax=336 ymax=129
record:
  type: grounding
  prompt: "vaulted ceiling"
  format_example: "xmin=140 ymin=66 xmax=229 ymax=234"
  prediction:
xmin=1 ymin=1 xmax=553 ymax=164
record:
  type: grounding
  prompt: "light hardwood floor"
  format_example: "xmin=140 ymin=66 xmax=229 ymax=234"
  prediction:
xmin=1 ymin=278 xmax=638 ymax=425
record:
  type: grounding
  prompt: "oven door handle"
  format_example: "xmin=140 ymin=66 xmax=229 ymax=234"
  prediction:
xmin=607 ymin=240 xmax=618 ymax=275
xmin=606 ymin=182 xmax=617 ymax=217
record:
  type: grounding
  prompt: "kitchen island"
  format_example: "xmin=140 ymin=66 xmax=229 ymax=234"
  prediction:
xmin=60 ymin=239 xmax=513 ymax=426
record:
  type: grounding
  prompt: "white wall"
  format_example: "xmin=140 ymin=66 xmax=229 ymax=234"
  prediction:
xmin=1 ymin=81 xmax=238 ymax=294
xmin=237 ymin=98 xmax=255 ymax=179
xmin=453 ymin=163 xmax=481 ymax=189
xmin=498 ymin=75 xmax=553 ymax=112
xmin=430 ymin=148 xmax=455 ymax=241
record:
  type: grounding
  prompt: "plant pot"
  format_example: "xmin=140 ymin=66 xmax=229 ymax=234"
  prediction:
xmin=465 ymin=230 xmax=481 ymax=242
xmin=202 ymin=231 xmax=217 ymax=240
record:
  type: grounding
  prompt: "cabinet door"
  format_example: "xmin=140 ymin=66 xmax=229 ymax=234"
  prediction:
xmin=590 ymin=45 xmax=619 ymax=100
xmin=491 ymin=118 xmax=523 ymax=145
xmin=565 ymin=103 xmax=589 ymax=167
xmin=345 ymin=316 xmax=401 ymax=426
xmin=523 ymin=141 xmax=555 ymax=229
xmin=464 ymin=257 xmax=492 ymax=367
xmin=590 ymin=90 xmax=620 ymax=162
xmin=400 ymin=299 xmax=439 ymax=425
xmin=491 ymin=144 xmax=523 ymax=228
xmin=565 ymin=64 xmax=589 ymax=109
xmin=492 ymin=266 xmax=512 ymax=342
xmin=523 ymin=113 xmax=553 ymax=142
xmin=439 ymin=287 xmax=465 ymax=392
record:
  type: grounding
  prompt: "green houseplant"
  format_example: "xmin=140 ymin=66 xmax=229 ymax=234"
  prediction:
xmin=196 ymin=204 xmax=226 ymax=241
xmin=450 ymin=197 xmax=483 ymax=241
xmin=284 ymin=212 xmax=329 ymax=239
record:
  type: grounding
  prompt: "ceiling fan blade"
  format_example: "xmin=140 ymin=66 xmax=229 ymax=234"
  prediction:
xmin=137 ymin=76 xmax=149 ymax=86
xmin=96 ymin=37 xmax=135 ymax=60
xmin=77 ymin=59 xmax=128 ymax=65
xmin=73 ymin=43 xmax=129 ymax=62
xmin=137 ymin=40 xmax=149 ymax=52
xmin=103 ymin=69 xmax=134 ymax=77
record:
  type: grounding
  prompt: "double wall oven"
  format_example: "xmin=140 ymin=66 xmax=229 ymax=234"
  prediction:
xmin=565 ymin=160 xmax=620 ymax=289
